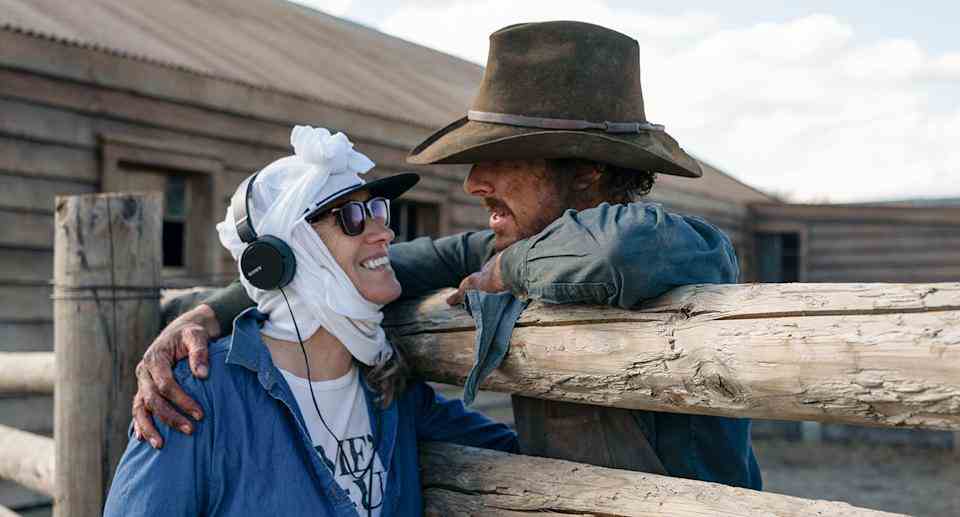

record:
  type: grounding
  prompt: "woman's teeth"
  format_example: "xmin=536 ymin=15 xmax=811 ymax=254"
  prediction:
xmin=361 ymin=256 xmax=390 ymax=270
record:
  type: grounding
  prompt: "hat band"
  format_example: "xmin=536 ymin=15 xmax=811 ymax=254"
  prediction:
xmin=467 ymin=110 xmax=665 ymax=134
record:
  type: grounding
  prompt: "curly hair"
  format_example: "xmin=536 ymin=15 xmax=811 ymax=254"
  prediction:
xmin=547 ymin=158 xmax=657 ymax=204
xmin=361 ymin=345 xmax=409 ymax=408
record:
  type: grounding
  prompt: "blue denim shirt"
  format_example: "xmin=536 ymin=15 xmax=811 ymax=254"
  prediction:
xmin=204 ymin=202 xmax=761 ymax=490
xmin=104 ymin=309 xmax=517 ymax=516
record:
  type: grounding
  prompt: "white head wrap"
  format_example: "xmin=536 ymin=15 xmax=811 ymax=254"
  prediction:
xmin=217 ymin=125 xmax=393 ymax=366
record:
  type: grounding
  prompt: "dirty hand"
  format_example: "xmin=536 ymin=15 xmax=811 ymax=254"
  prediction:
xmin=446 ymin=252 xmax=508 ymax=305
xmin=132 ymin=304 xmax=218 ymax=448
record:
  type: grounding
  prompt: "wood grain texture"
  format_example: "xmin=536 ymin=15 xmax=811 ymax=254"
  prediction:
xmin=0 ymin=353 xmax=53 ymax=395
xmin=53 ymin=192 xmax=162 ymax=517
xmin=420 ymin=442 xmax=905 ymax=517
xmin=0 ymin=424 xmax=54 ymax=498
xmin=385 ymin=283 xmax=960 ymax=430
xmin=0 ymin=137 xmax=98 ymax=183
xmin=0 ymin=212 xmax=52 ymax=249
xmin=0 ymin=250 xmax=53 ymax=285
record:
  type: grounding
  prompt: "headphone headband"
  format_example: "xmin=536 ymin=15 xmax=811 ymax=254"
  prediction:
xmin=233 ymin=172 xmax=259 ymax=243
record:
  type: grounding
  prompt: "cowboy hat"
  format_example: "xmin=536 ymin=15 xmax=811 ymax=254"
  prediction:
xmin=407 ymin=21 xmax=702 ymax=178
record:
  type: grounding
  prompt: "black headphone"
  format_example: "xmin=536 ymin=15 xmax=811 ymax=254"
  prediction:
xmin=234 ymin=173 xmax=297 ymax=290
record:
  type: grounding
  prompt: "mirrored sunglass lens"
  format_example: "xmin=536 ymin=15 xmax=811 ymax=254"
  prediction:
xmin=369 ymin=198 xmax=389 ymax=225
xmin=341 ymin=203 xmax=365 ymax=234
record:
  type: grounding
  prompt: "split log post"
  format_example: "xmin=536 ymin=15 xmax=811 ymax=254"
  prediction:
xmin=420 ymin=442 xmax=906 ymax=517
xmin=385 ymin=283 xmax=960 ymax=431
xmin=53 ymin=192 xmax=162 ymax=517
xmin=0 ymin=352 xmax=55 ymax=395
xmin=0 ymin=424 xmax=55 ymax=497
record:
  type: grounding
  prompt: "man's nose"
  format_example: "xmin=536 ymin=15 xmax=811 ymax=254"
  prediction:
xmin=463 ymin=164 xmax=495 ymax=197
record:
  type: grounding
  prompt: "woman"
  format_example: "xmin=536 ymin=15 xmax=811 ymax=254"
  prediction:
xmin=104 ymin=126 xmax=517 ymax=516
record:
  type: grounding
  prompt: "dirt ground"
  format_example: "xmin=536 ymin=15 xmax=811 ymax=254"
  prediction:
xmin=753 ymin=438 xmax=960 ymax=516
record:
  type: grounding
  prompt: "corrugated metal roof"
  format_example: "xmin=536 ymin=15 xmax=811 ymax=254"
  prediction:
xmin=0 ymin=0 xmax=483 ymax=128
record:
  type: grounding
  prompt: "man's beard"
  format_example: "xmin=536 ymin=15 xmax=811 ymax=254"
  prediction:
xmin=485 ymin=197 xmax=559 ymax=252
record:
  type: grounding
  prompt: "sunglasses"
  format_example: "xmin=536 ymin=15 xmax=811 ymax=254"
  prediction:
xmin=306 ymin=197 xmax=390 ymax=236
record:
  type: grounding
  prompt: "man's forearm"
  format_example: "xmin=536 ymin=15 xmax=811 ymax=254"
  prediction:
xmin=390 ymin=231 xmax=497 ymax=299
xmin=200 ymin=280 xmax=255 ymax=337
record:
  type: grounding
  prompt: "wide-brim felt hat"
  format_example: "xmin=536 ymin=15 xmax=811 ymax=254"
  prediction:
xmin=407 ymin=21 xmax=702 ymax=178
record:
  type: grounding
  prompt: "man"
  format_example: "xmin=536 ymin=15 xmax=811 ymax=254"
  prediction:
xmin=134 ymin=21 xmax=761 ymax=489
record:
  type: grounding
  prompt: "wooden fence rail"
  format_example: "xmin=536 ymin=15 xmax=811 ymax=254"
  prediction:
xmin=0 ymin=424 xmax=54 ymax=497
xmin=420 ymin=442 xmax=906 ymax=516
xmin=0 ymin=352 xmax=55 ymax=395
xmin=385 ymin=282 xmax=960 ymax=430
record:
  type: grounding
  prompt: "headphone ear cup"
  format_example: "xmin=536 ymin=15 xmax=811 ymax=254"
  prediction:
xmin=239 ymin=235 xmax=297 ymax=290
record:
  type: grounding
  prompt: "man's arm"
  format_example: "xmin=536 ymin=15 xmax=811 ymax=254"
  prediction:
xmin=450 ymin=202 xmax=738 ymax=307
xmin=501 ymin=203 xmax=739 ymax=309
xmin=411 ymin=382 xmax=518 ymax=453
xmin=499 ymin=202 xmax=739 ymax=307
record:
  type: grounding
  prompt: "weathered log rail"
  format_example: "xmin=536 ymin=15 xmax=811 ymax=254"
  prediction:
xmin=419 ymin=442 xmax=906 ymax=516
xmin=0 ymin=424 xmax=54 ymax=497
xmin=0 ymin=352 xmax=55 ymax=395
xmin=385 ymin=282 xmax=960 ymax=430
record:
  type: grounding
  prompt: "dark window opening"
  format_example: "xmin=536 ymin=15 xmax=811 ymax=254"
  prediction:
xmin=756 ymin=232 xmax=800 ymax=282
xmin=163 ymin=175 xmax=188 ymax=268
xmin=390 ymin=200 xmax=440 ymax=242
xmin=163 ymin=221 xmax=185 ymax=267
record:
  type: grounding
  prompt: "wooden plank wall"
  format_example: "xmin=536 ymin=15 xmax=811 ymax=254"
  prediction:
xmin=0 ymin=30 xmax=480 ymax=512
xmin=752 ymin=204 xmax=960 ymax=283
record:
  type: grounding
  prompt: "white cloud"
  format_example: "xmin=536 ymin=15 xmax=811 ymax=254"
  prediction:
xmin=377 ymin=1 xmax=959 ymax=202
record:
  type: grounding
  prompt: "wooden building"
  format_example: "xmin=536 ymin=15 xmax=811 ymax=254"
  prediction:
xmin=1 ymin=0 xmax=958 ymax=512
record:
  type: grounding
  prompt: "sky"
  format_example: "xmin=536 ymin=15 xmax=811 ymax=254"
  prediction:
xmin=289 ymin=0 xmax=960 ymax=203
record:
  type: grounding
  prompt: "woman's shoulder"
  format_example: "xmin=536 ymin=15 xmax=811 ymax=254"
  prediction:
xmin=170 ymin=335 xmax=242 ymax=400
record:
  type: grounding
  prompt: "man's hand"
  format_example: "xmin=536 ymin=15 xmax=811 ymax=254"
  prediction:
xmin=446 ymin=252 xmax=508 ymax=305
xmin=132 ymin=304 xmax=220 ymax=448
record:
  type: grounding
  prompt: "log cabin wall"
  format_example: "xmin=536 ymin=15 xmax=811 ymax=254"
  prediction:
xmin=750 ymin=203 xmax=960 ymax=283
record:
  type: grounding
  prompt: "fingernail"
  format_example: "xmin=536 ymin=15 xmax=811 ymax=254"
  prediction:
xmin=150 ymin=438 xmax=160 ymax=448
xmin=180 ymin=424 xmax=192 ymax=435
xmin=191 ymin=411 xmax=203 ymax=420
xmin=197 ymin=365 xmax=208 ymax=377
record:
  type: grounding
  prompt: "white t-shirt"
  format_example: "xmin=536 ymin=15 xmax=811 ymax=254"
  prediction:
xmin=279 ymin=366 xmax=386 ymax=516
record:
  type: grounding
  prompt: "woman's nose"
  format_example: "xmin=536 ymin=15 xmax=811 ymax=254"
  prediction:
xmin=463 ymin=164 xmax=495 ymax=197
xmin=364 ymin=217 xmax=395 ymax=244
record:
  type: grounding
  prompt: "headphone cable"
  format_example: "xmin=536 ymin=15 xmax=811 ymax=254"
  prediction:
xmin=280 ymin=288 xmax=381 ymax=514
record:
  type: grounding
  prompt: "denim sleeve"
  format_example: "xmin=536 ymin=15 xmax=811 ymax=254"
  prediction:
xmin=103 ymin=368 xmax=216 ymax=516
xmin=412 ymin=382 xmax=518 ymax=453
xmin=389 ymin=231 xmax=497 ymax=299
xmin=499 ymin=202 xmax=739 ymax=308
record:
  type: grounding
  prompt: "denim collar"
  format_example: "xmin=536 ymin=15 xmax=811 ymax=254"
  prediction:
xmin=225 ymin=307 xmax=280 ymax=391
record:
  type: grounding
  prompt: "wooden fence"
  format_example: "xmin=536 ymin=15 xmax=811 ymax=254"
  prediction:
xmin=0 ymin=192 xmax=957 ymax=516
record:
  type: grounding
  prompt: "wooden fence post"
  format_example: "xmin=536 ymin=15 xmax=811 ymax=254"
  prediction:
xmin=53 ymin=192 xmax=162 ymax=517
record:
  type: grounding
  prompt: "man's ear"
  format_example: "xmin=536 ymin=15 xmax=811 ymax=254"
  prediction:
xmin=571 ymin=162 xmax=603 ymax=192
